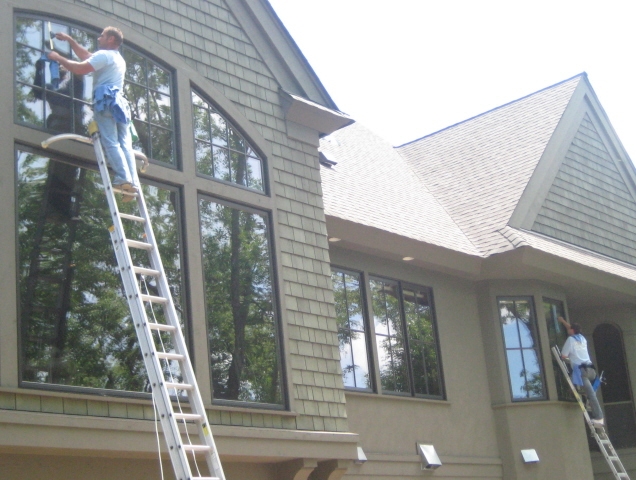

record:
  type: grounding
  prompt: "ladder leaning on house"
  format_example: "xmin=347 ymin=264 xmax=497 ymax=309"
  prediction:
xmin=42 ymin=121 xmax=225 ymax=480
xmin=551 ymin=346 xmax=629 ymax=480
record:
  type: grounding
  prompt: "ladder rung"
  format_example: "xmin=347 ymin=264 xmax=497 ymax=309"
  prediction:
xmin=147 ymin=322 xmax=177 ymax=332
xmin=133 ymin=266 xmax=160 ymax=276
xmin=181 ymin=444 xmax=212 ymax=453
xmin=173 ymin=413 xmax=203 ymax=421
xmin=119 ymin=212 xmax=146 ymax=223
xmin=156 ymin=352 xmax=185 ymax=361
xmin=127 ymin=239 xmax=153 ymax=251
xmin=141 ymin=294 xmax=168 ymax=304
xmin=164 ymin=382 xmax=194 ymax=390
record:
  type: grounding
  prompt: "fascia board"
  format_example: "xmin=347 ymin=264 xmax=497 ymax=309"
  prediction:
xmin=232 ymin=0 xmax=339 ymax=109
xmin=508 ymin=80 xmax=588 ymax=230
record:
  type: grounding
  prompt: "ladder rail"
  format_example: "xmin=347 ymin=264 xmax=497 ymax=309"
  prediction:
xmin=42 ymin=128 xmax=225 ymax=480
xmin=552 ymin=346 xmax=630 ymax=480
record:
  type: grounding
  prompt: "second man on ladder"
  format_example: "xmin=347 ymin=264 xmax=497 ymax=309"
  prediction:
xmin=558 ymin=316 xmax=605 ymax=427
xmin=48 ymin=26 xmax=139 ymax=199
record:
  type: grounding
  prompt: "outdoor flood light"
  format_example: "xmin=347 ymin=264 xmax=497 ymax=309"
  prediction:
xmin=417 ymin=443 xmax=442 ymax=470
xmin=521 ymin=449 xmax=539 ymax=463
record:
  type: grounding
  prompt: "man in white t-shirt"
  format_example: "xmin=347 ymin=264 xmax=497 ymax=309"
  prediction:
xmin=559 ymin=316 xmax=604 ymax=426
xmin=48 ymin=26 xmax=139 ymax=199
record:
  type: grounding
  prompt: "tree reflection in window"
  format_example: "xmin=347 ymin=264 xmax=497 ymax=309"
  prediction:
xmin=543 ymin=298 xmax=575 ymax=401
xmin=332 ymin=269 xmax=371 ymax=390
xmin=499 ymin=297 xmax=546 ymax=400
xmin=15 ymin=15 xmax=176 ymax=165
xmin=192 ymin=91 xmax=265 ymax=192
xmin=370 ymin=277 xmax=444 ymax=398
xmin=17 ymin=150 xmax=183 ymax=392
xmin=199 ymin=198 xmax=282 ymax=405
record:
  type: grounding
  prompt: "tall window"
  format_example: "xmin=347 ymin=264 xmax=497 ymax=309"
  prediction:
xmin=192 ymin=91 xmax=265 ymax=192
xmin=14 ymin=15 xmax=176 ymax=165
xmin=17 ymin=149 xmax=183 ymax=393
xmin=199 ymin=197 xmax=283 ymax=406
xmin=370 ymin=277 xmax=444 ymax=398
xmin=543 ymin=299 xmax=574 ymax=401
xmin=499 ymin=297 xmax=546 ymax=400
xmin=331 ymin=269 xmax=371 ymax=390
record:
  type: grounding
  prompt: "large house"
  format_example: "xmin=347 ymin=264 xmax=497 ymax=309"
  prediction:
xmin=1 ymin=1 xmax=635 ymax=479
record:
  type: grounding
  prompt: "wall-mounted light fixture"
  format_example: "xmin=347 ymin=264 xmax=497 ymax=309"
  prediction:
xmin=521 ymin=449 xmax=539 ymax=463
xmin=417 ymin=444 xmax=442 ymax=470
xmin=355 ymin=446 xmax=367 ymax=465
xmin=328 ymin=237 xmax=341 ymax=242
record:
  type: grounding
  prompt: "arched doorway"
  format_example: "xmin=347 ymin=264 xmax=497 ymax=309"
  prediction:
xmin=593 ymin=323 xmax=636 ymax=448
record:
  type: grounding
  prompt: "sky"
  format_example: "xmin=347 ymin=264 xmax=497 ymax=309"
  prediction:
xmin=267 ymin=0 xmax=636 ymax=162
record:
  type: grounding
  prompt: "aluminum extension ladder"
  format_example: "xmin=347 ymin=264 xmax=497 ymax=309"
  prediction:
xmin=42 ymin=121 xmax=225 ymax=480
xmin=552 ymin=346 xmax=629 ymax=479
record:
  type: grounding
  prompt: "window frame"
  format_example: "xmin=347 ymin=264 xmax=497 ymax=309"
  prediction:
xmin=197 ymin=193 xmax=287 ymax=410
xmin=191 ymin=87 xmax=268 ymax=195
xmin=367 ymin=274 xmax=445 ymax=400
xmin=14 ymin=143 xmax=188 ymax=399
xmin=13 ymin=13 xmax=180 ymax=169
xmin=498 ymin=296 xmax=547 ymax=402
xmin=331 ymin=266 xmax=374 ymax=393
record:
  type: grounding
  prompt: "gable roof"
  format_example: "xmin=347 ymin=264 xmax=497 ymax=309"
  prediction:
xmin=397 ymin=75 xmax=583 ymax=256
xmin=319 ymin=122 xmax=480 ymax=257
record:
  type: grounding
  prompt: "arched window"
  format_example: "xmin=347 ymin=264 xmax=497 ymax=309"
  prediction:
xmin=15 ymin=15 xmax=176 ymax=165
xmin=593 ymin=323 xmax=636 ymax=448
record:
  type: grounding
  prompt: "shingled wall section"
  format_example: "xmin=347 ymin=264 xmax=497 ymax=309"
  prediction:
xmin=1 ymin=0 xmax=348 ymax=433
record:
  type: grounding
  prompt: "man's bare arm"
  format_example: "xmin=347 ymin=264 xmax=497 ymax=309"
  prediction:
xmin=47 ymin=51 xmax=95 ymax=75
xmin=54 ymin=32 xmax=92 ymax=61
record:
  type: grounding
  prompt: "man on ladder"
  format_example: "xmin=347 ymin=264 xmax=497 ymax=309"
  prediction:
xmin=558 ymin=316 xmax=605 ymax=428
xmin=47 ymin=26 xmax=139 ymax=201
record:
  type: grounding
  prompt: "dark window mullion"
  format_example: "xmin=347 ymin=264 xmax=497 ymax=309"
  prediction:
xmin=398 ymin=282 xmax=416 ymax=396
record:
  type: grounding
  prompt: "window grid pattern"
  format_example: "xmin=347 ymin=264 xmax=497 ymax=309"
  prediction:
xmin=370 ymin=277 xmax=444 ymax=399
xmin=14 ymin=15 xmax=176 ymax=165
xmin=192 ymin=90 xmax=265 ymax=192
xmin=332 ymin=269 xmax=371 ymax=390
xmin=499 ymin=297 xmax=546 ymax=401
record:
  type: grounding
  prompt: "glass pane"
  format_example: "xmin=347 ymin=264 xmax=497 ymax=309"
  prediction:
xmin=210 ymin=112 xmax=227 ymax=147
xmin=44 ymin=91 xmax=72 ymax=133
xmin=16 ymin=44 xmax=41 ymax=84
xmin=70 ymin=28 xmax=96 ymax=63
xmin=229 ymin=127 xmax=245 ymax=153
xmin=351 ymin=331 xmax=370 ymax=389
xmin=132 ymin=119 xmax=149 ymax=157
xmin=522 ymin=349 xmax=544 ymax=398
xmin=507 ymin=350 xmax=527 ymax=399
xmin=16 ymin=18 xmax=43 ymax=49
xmin=246 ymin=156 xmax=264 ymax=191
xmin=49 ymin=23 xmax=70 ymax=55
xmin=376 ymin=334 xmax=395 ymax=391
xmin=17 ymin=152 xmax=182 ymax=392
xmin=193 ymin=106 xmax=210 ymax=141
xmin=148 ymin=63 xmax=171 ymax=94
xmin=517 ymin=316 xmax=535 ymax=348
xmin=192 ymin=91 xmax=206 ymax=108
xmin=199 ymin=199 xmax=282 ymax=405
xmin=149 ymin=91 xmax=172 ymax=129
xmin=16 ymin=83 xmax=44 ymax=127
xmin=343 ymin=273 xmax=364 ymax=331
xmin=150 ymin=126 xmax=174 ymax=165
xmin=77 ymin=101 xmax=93 ymax=135
xmin=123 ymin=48 xmax=147 ymax=85
xmin=339 ymin=335 xmax=355 ymax=388
xmin=125 ymin=83 xmax=148 ymax=122
xmin=370 ymin=279 xmax=389 ymax=335
xmin=213 ymin=146 xmax=230 ymax=182
xmin=502 ymin=318 xmax=521 ymax=349
xmin=230 ymin=151 xmax=246 ymax=186
xmin=196 ymin=141 xmax=213 ymax=177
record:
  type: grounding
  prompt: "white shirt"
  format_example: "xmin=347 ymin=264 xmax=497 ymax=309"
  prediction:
xmin=88 ymin=49 xmax=126 ymax=90
xmin=562 ymin=334 xmax=591 ymax=366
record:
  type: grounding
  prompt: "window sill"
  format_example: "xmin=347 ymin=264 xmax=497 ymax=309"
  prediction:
xmin=344 ymin=389 xmax=449 ymax=405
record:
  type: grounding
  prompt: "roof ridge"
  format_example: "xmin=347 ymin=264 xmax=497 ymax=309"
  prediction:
xmin=396 ymin=72 xmax=586 ymax=149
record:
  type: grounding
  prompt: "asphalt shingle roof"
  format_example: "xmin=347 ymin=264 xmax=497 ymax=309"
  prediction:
xmin=397 ymin=75 xmax=582 ymax=256
xmin=319 ymin=122 xmax=480 ymax=256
